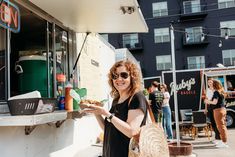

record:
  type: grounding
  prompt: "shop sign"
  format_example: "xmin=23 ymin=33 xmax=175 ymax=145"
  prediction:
xmin=0 ymin=0 xmax=20 ymax=33
xmin=163 ymin=70 xmax=201 ymax=111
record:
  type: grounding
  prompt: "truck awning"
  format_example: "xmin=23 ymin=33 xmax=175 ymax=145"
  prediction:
xmin=29 ymin=0 xmax=148 ymax=33
xmin=204 ymin=68 xmax=235 ymax=76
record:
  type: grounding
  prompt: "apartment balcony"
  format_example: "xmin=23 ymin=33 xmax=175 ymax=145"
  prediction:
xmin=121 ymin=40 xmax=143 ymax=51
xmin=180 ymin=2 xmax=208 ymax=21
xmin=182 ymin=34 xmax=209 ymax=47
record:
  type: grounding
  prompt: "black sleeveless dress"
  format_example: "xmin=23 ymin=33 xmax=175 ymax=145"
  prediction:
xmin=102 ymin=92 xmax=147 ymax=157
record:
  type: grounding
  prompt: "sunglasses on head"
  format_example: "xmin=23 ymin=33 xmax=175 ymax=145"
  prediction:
xmin=112 ymin=72 xmax=129 ymax=80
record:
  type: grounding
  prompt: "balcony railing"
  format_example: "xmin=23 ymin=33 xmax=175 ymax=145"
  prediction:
xmin=182 ymin=33 xmax=209 ymax=46
xmin=180 ymin=2 xmax=208 ymax=21
xmin=121 ymin=39 xmax=143 ymax=50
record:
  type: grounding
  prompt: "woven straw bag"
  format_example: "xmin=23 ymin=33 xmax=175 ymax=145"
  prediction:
xmin=128 ymin=103 xmax=169 ymax=157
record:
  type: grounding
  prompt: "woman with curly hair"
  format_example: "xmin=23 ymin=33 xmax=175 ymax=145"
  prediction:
xmin=205 ymin=79 xmax=228 ymax=148
xmin=85 ymin=60 xmax=148 ymax=157
xmin=204 ymin=78 xmax=221 ymax=143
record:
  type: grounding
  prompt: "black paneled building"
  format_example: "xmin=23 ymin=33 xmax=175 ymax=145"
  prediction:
xmin=107 ymin=0 xmax=235 ymax=78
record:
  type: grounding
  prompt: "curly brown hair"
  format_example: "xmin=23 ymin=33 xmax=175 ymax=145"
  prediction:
xmin=213 ymin=79 xmax=226 ymax=97
xmin=108 ymin=60 xmax=141 ymax=99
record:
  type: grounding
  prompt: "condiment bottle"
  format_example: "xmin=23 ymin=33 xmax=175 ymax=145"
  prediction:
xmin=65 ymin=82 xmax=73 ymax=111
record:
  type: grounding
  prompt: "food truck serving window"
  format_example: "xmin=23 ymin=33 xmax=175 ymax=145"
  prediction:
xmin=226 ymin=75 xmax=235 ymax=91
xmin=0 ymin=27 xmax=6 ymax=101
xmin=205 ymin=70 xmax=235 ymax=92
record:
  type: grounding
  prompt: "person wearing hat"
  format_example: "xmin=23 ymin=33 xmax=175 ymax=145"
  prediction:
xmin=84 ymin=60 xmax=148 ymax=157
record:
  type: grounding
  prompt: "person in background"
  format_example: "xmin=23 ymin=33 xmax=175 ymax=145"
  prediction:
xmin=147 ymin=85 xmax=154 ymax=94
xmin=227 ymin=80 xmax=233 ymax=91
xmin=85 ymin=60 xmax=147 ymax=157
xmin=205 ymin=79 xmax=228 ymax=148
xmin=148 ymin=81 xmax=164 ymax=122
xmin=204 ymin=78 xmax=221 ymax=143
xmin=160 ymin=83 xmax=173 ymax=140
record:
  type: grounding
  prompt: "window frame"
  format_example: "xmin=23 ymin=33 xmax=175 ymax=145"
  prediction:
xmin=183 ymin=0 xmax=201 ymax=14
xmin=218 ymin=0 xmax=235 ymax=9
xmin=222 ymin=49 xmax=235 ymax=66
xmin=154 ymin=28 xmax=170 ymax=43
xmin=156 ymin=55 xmax=172 ymax=70
xmin=152 ymin=1 xmax=168 ymax=17
xmin=220 ymin=20 xmax=235 ymax=37
xmin=187 ymin=56 xmax=205 ymax=69
xmin=0 ymin=27 xmax=6 ymax=101
xmin=122 ymin=33 xmax=139 ymax=48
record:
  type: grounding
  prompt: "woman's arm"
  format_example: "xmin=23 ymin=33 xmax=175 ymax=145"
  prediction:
xmin=111 ymin=109 xmax=144 ymax=138
xmin=95 ymin=115 xmax=105 ymax=130
xmin=85 ymin=105 xmax=144 ymax=138
xmin=205 ymin=91 xmax=219 ymax=105
xmin=205 ymin=98 xmax=218 ymax=105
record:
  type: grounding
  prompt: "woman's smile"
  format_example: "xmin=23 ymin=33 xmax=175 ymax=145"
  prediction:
xmin=113 ymin=66 xmax=130 ymax=93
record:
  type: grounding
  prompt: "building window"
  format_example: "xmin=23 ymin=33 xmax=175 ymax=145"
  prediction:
xmin=218 ymin=0 xmax=235 ymax=9
xmin=154 ymin=28 xmax=170 ymax=43
xmin=152 ymin=2 xmax=168 ymax=17
xmin=222 ymin=49 xmax=235 ymax=66
xmin=156 ymin=55 xmax=172 ymax=70
xmin=0 ymin=27 xmax=6 ymax=100
xmin=220 ymin=21 xmax=235 ymax=37
xmin=183 ymin=0 xmax=201 ymax=14
xmin=187 ymin=56 xmax=205 ymax=69
xmin=100 ymin=34 xmax=109 ymax=42
xmin=122 ymin=33 xmax=138 ymax=48
xmin=185 ymin=27 xmax=203 ymax=43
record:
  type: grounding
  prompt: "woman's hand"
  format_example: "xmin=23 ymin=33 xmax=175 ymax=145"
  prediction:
xmin=83 ymin=105 xmax=110 ymax=117
xmin=204 ymin=99 xmax=209 ymax=104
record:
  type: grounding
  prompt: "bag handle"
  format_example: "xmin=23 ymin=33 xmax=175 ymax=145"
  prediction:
xmin=130 ymin=98 xmax=156 ymax=143
xmin=146 ymin=100 xmax=156 ymax=123
xmin=128 ymin=94 xmax=155 ymax=123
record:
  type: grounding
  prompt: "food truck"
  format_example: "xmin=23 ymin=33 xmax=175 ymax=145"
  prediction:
xmin=162 ymin=67 xmax=235 ymax=128
xmin=0 ymin=0 xmax=148 ymax=157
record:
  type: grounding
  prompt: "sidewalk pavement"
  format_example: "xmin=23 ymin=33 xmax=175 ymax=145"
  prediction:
xmin=190 ymin=128 xmax=235 ymax=157
xmin=75 ymin=144 xmax=102 ymax=157
xmin=75 ymin=128 xmax=235 ymax=157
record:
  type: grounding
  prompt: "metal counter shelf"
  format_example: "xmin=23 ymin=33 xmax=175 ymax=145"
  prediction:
xmin=0 ymin=111 xmax=67 ymax=135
